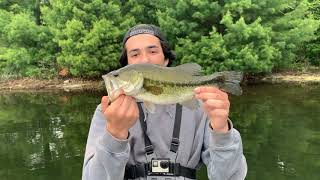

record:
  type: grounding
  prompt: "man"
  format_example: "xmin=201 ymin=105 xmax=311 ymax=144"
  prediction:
xmin=82 ymin=24 xmax=247 ymax=180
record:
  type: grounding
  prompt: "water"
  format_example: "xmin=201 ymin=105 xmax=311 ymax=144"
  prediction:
xmin=0 ymin=84 xmax=319 ymax=180
xmin=0 ymin=91 xmax=99 ymax=180
xmin=230 ymin=84 xmax=320 ymax=180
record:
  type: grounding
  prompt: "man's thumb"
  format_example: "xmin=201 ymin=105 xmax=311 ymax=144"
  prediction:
xmin=101 ymin=96 xmax=109 ymax=112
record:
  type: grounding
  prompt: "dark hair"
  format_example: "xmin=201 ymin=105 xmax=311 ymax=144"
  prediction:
xmin=119 ymin=24 xmax=176 ymax=67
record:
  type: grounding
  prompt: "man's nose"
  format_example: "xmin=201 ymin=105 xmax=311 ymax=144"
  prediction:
xmin=140 ymin=52 xmax=150 ymax=63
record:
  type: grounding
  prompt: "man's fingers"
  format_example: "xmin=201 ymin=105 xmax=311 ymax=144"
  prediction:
xmin=117 ymin=96 xmax=133 ymax=115
xmin=194 ymin=86 xmax=228 ymax=99
xmin=127 ymin=100 xmax=139 ymax=119
xmin=194 ymin=86 xmax=221 ymax=94
xmin=195 ymin=92 xmax=225 ymax=101
xmin=108 ymin=95 xmax=125 ymax=110
xmin=204 ymin=99 xmax=230 ymax=110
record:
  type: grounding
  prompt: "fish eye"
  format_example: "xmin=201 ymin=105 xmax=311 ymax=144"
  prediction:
xmin=113 ymin=73 xmax=119 ymax=77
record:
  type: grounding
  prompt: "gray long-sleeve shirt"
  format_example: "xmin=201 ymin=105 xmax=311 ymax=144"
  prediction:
xmin=82 ymin=103 xmax=247 ymax=180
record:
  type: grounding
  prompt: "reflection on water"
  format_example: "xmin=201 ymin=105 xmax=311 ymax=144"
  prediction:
xmin=0 ymin=91 xmax=100 ymax=180
xmin=0 ymin=84 xmax=319 ymax=180
xmin=230 ymin=84 xmax=320 ymax=180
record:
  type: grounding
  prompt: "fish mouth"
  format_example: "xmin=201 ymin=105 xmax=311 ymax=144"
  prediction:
xmin=103 ymin=76 xmax=122 ymax=102
xmin=102 ymin=71 xmax=144 ymax=102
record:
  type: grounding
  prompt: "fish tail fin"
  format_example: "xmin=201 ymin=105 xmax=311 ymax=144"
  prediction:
xmin=210 ymin=71 xmax=243 ymax=96
xmin=220 ymin=81 xmax=243 ymax=96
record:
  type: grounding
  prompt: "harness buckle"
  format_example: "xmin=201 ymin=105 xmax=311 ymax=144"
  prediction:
xmin=170 ymin=138 xmax=180 ymax=152
xmin=145 ymin=145 xmax=154 ymax=155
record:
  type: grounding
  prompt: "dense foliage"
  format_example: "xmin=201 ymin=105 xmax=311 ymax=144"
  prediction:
xmin=305 ymin=0 xmax=320 ymax=66
xmin=0 ymin=0 xmax=319 ymax=78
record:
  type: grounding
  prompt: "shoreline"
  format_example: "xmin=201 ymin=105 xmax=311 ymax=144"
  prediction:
xmin=0 ymin=78 xmax=105 ymax=92
xmin=1 ymin=72 xmax=320 ymax=92
xmin=260 ymin=72 xmax=320 ymax=84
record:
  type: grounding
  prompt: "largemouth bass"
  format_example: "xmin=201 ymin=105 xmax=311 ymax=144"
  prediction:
xmin=102 ymin=63 xmax=243 ymax=113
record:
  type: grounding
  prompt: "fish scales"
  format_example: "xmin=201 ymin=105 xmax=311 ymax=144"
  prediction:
xmin=102 ymin=63 xmax=243 ymax=112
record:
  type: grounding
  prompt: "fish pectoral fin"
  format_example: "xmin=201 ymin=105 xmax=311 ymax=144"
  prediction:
xmin=173 ymin=63 xmax=202 ymax=75
xmin=144 ymin=101 xmax=156 ymax=113
xmin=180 ymin=99 xmax=199 ymax=110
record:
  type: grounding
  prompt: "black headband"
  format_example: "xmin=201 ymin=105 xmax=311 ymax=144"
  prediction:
xmin=122 ymin=24 xmax=168 ymax=46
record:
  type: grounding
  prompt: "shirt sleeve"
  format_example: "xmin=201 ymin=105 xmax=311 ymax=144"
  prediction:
xmin=82 ymin=104 xmax=130 ymax=180
xmin=201 ymin=118 xmax=248 ymax=180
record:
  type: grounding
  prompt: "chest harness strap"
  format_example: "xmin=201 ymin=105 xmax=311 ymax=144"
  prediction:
xmin=124 ymin=103 xmax=196 ymax=179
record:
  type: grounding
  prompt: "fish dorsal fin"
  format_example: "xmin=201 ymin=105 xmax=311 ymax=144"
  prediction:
xmin=173 ymin=63 xmax=202 ymax=76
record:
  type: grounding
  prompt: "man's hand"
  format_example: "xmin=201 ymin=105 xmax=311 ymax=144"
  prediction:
xmin=101 ymin=94 xmax=139 ymax=140
xmin=194 ymin=86 xmax=230 ymax=133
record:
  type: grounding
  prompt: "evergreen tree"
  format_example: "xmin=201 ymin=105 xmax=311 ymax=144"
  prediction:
xmin=1 ymin=0 xmax=319 ymax=78
xmin=42 ymin=0 xmax=135 ymax=77
xmin=158 ymin=0 xmax=319 ymax=73
xmin=0 ymin=0 xmax=55 ymax=77
xmin=0 ymin=10 xmax=55 ymax=77
xmin=305 ymin=0 xmax=320 ymax=66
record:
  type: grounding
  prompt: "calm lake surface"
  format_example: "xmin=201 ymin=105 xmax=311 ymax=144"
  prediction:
xmin=0 ymin=84 xmax=319 ymax=180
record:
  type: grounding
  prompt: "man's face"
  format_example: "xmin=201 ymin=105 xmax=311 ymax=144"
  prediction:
xmin=125 ymin=34 xmax=169 ymax=66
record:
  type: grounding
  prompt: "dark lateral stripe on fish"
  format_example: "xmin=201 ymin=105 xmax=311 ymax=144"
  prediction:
xmin=143 ymin=77 xmax=237 ymax=87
